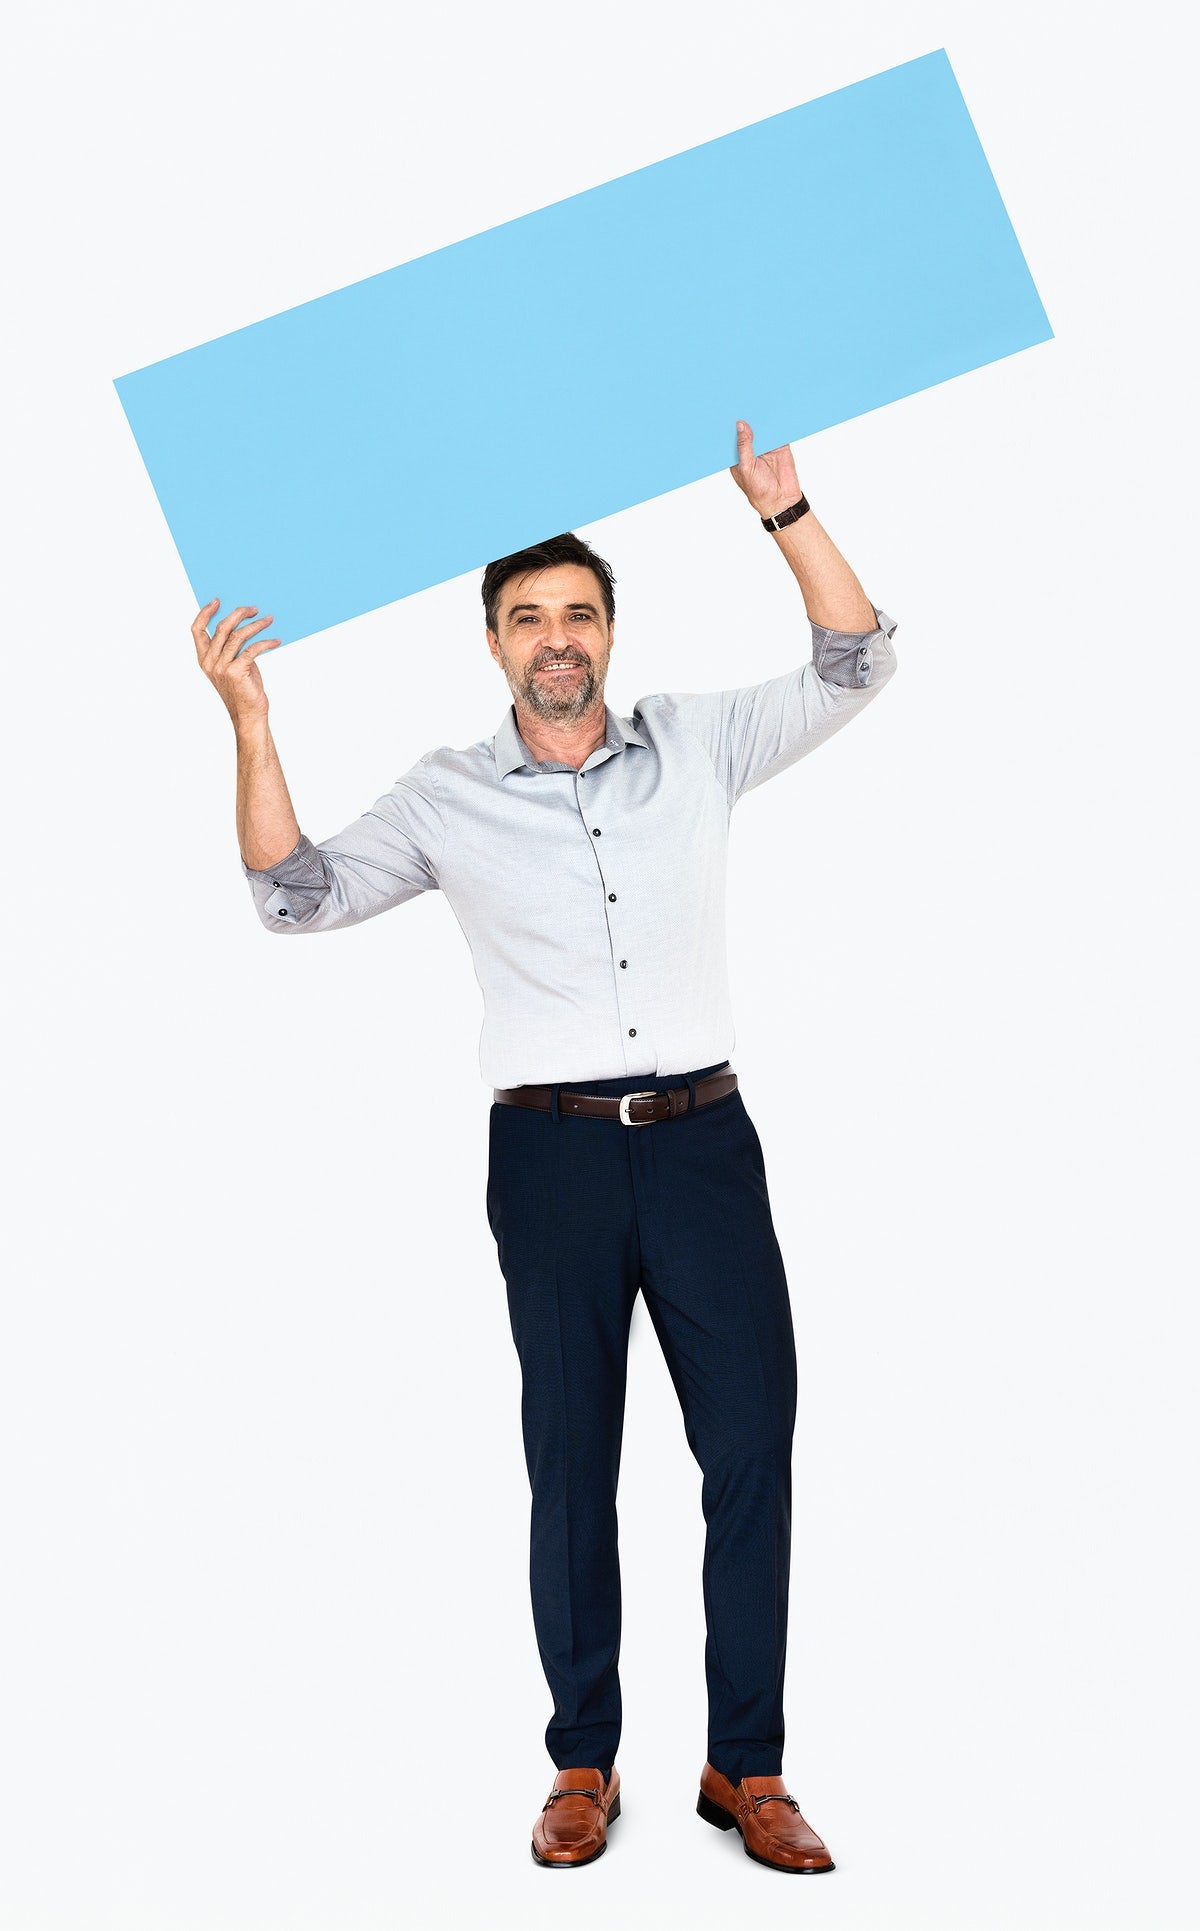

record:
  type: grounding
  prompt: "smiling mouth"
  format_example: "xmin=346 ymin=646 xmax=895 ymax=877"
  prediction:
xmin=538 ymin=663 xmax=584 ymax=673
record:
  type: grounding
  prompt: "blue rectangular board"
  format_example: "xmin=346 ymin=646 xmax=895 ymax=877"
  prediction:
xmin=114 ymin=48 xmax=1052 ymax=647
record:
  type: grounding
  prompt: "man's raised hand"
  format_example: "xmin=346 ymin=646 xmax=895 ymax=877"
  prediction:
xmin=728 ymin=420 xmax=804 ymax=520
xmin=192 ymin=600 xmax=281 ymax=727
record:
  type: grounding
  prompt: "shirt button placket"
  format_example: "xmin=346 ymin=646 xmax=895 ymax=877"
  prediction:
xmin=584 ymin=802 xmax=637 ymax=1052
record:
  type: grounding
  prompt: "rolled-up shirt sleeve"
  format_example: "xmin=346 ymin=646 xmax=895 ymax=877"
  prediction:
xmin=241 ymin=754 xmax=445 ymax=934
xmin=662 ymin=602 xmax=898 ymax=807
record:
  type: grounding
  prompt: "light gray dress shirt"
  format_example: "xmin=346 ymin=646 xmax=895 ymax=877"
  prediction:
xmin=242 ymin=604 xmax=898 ymax=1088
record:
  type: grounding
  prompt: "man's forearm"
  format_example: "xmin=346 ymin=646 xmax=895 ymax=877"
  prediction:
xmin=236 ymin=717 xmax=303 ymax=872
xmin=767 ymin=504 xmax=878 ymax=634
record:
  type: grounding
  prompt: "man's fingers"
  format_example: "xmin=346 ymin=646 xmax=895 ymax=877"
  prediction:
xmin=212 ymin=604 xmax=259 ymax=652
xmin=190 ymin=598 xmax=221 ymax=658
xmin=207 ymin=604 xmax=258 ymax=659
xmin=194 ymin=604 xmax=248 ymax=666
xmin=190 ymin=598 xmax=220 ymax=635
xmin=730 ymin=419 xmax=756 ymax=489
xmin=191 ymin=601 xmax=277 ymax=675
xmin=215 ymin=611 xmax=274 ymax=668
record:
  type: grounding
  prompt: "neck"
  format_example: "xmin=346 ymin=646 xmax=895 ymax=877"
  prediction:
xmin=515 ymin=698 xmax=609 ymax=770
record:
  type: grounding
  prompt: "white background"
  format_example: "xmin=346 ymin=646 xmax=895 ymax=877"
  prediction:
xmin=2 ymin=3 xmax=1196 ymax=1927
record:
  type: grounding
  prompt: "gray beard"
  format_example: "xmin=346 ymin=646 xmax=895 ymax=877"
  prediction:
xmin=507 ymin=645 xmax=611 ymax=722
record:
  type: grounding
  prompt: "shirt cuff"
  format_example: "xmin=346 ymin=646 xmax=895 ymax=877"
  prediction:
xmin=811 ymin=603 xmax=898 ymax=688
xmin=241 ymin=831 xmax=329 ymax=926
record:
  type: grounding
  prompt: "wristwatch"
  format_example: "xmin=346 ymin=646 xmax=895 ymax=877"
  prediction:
xmin=761 ymin=494 xmax=810 ymax=532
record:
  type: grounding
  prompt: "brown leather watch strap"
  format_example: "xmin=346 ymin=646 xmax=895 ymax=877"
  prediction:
xmin=761 ymin=493 xmax=810 ymax=532
xmin=494 ymin=1063 xmax=737 ymax=1124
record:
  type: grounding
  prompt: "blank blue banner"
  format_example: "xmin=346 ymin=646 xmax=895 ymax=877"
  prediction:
xmin=114 ymin=48 xmax=1051 ymax=648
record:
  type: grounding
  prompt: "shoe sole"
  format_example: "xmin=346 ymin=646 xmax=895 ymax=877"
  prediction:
xmin=696 ymin=1789 xmax=835 ymax=1873
xmin=531 ymin=1790 xmax=621 ymax=1867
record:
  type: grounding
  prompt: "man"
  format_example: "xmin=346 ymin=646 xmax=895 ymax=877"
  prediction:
xmin=192 ymin=420 xmax=898 ymax=1874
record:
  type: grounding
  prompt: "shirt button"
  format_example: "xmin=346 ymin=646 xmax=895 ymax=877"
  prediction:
xmin=619 ymin=959 xmax=627 ymax=968
xmin=279 ymin=907 xmax=289 ymax=916
xmin=592 ymin=827 xmax=602 ymax=836
xmin=608 ymin=892 xmax=616 ymax=902
xmin=628 ymin=1027 xmax=636 ymax=1037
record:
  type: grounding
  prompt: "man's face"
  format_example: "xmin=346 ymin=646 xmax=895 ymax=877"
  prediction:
xmin=487 ymin=563 xmax=614 ymax=723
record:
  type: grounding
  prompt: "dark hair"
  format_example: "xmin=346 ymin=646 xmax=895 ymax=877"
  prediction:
xmin=481 ymin=532 xmax=616 ymax=637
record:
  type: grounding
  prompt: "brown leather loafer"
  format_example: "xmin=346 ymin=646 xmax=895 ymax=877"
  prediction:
xmin=697 ymin=1762 xmax=834 ymax=1873
xmin=531 ymin=1766 xmax=621 ymax=1867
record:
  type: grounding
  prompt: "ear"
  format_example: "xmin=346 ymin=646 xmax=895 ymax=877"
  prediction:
xmin=485 ymin=626 xmax=501 ymax=665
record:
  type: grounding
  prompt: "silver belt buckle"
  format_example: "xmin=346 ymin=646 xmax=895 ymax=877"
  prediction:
xmin=618 ymin=1089 xmax=658 ymax=1126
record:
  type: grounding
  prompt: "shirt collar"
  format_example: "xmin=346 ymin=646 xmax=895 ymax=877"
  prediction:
xmin=493 ymin=701 xmax=649 ymax=780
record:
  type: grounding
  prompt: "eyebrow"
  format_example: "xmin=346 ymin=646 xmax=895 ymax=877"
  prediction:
xmin=505 ymin=601 xmax=601 ymax=619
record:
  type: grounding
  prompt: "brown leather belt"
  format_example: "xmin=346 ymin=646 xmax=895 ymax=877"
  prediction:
xmin=493 ymin=1062 xmax=737 ymax=1125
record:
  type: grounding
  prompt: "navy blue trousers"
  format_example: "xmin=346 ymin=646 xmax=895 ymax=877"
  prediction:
xmin=486 ymin=1060 xmax=798 ymax=1785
